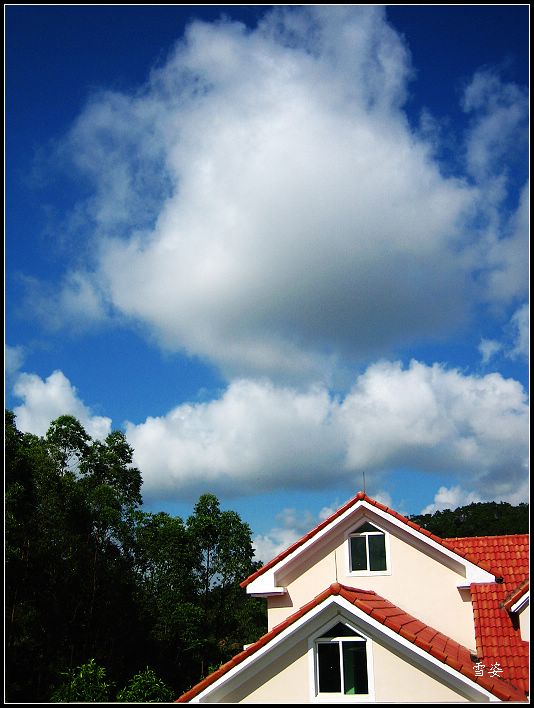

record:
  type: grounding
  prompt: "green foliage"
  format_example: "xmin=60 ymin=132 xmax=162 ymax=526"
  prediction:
xmin=5 ymin=411 xmax=266 ymax=703
xmin=45 ymin=415 xmax=90 ymax=476
xmin=116 ymin=667 xmax=174 ymax=702
xmin=186 ymin=493 xmax=265 ymax=676
xmin=409 ymin=501 xmax=529 ymax=538
xmin=50 ymin=659 xmax=113 ymax=702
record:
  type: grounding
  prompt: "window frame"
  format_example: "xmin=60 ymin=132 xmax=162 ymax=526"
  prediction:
xmin=309 ymin=618 xmax=375 ymax=703
xmin=346 ymin=520 xmax=391 ymax=577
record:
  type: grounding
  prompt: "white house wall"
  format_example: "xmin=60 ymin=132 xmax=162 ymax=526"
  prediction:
xmin=196 ymin=620 xmax=474 ymax=703
xmin=519 ymin=603 xmax=529 ymax=641
xmin=267 ymin=513 xmax=476 ymax=651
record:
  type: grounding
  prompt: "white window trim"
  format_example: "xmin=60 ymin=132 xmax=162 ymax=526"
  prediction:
xmin=345 ymin=519 xmax=392 ymax=577
xmin=308 ymin=616 xmax=375 ymax=703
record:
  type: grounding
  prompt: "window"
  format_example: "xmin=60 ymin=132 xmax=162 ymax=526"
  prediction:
xmin=349 ymin=522 xmax=387 ymax=573
xmin=314 ymin=622 xmax=371 ymax=699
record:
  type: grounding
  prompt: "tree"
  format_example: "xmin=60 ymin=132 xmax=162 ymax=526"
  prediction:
xmin=50 ymin=659 xmax=113 ymax=702
xmin=45 ymin=414 xmax=90 ymax=476
xmin=6 ymin=412 xmax=266 ymax=701
xmin=6 ymin=412 xmax=96 ymax=701
xmin=133 ymin=511 xmax=203 ymax=690
xmin=186 ymin=493 xmax=265 ymax=676
xmin=116 ymin=667 xmax=174 ymax=702
xmin=5 ymin=413 xmax=145 ymax=702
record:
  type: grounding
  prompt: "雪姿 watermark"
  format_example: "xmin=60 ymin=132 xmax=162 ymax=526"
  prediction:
xmin=473 ymin=662 xmax=503 ymax=677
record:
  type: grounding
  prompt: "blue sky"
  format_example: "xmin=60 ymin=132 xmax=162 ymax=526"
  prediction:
xmin=5 ymin=5 xmax=529 ymax=561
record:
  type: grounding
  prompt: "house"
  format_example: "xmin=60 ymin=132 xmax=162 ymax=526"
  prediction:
xmin=177 ymin=492 xmax=529 ymax=703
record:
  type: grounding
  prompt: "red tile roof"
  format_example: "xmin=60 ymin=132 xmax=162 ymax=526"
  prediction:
xmin=444 ymin=535 xmax=529 ymax=694
xmin=176 ymin=583 xmax=527 ymax=703
xmin=241 ymin=491 xmax=498 ymax=588
xmin=444 ymin=535 xmax=529 ymax=586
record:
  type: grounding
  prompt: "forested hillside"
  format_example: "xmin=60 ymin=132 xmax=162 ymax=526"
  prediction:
xmin=409 ymin=500 xmax=529 ymax=538
xmin=5 ymin=411 xmax=266 ymax=702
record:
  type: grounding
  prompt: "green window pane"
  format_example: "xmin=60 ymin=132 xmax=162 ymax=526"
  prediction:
xmin=368 ymin=533 xmax=386 ymax=571
xmin=343 ymin=642 xmax=368 ymax=695
xmin=350 ymin=536 xmax=367 ymax=571
xmin=321 ymin=622 xmax=360 ymax=638
xmin=318 ymin=643 xmax=341 ymax=693
xmin=355 ymin=521 xmax=380 ymax=533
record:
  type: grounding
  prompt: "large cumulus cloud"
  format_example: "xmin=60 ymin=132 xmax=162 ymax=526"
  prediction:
xmin=11 ymin=359 xmax=528 ymax=513
xmin=36 ymin=6 xmax=527 ymax=381
xmin=123 ymin=360 xmax=528 ymax=504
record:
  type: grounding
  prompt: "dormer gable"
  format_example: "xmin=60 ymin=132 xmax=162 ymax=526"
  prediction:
xmin=243 ymin=492 xmax=496 ymax=597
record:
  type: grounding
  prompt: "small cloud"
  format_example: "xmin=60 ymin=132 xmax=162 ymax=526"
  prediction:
xmin=373 ymin=490 xmax=394 ymax=509
xmin=478 ymin=302 xmax=529 ymax=365
xmin=20 ymin=271 xmax=109 ymax=335
xmin=421 ymin=485 xmax=482 ymax=515
xmin=478 ymin=338 xmax=502 ymax=364
xmin=253 ymin=501 xmax=339 ymax=563
xmin=12 ymin=369 xmax=112 ymax=440
xmin=252 ymin=507 xmax=311 ymax=563
xmin=507 ymin=303 xmax=529 ymax=360
xmin=5 ymin=344 xmax=26 ymax=379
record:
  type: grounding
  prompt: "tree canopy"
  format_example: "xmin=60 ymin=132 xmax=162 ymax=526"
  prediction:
xmin=5 ymin=411 xmax=265 ymax=703
xmin=408 ymin=500 xmax=529 ymax=538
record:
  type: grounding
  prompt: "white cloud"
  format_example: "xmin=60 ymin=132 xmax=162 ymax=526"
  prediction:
xmin=127 ymin=360 xmax=528 ymax=506
xmin=478 ymin=338 xmax=502 ymax=364
xmin=478 ymin=183 xmax=529 ymax=304
xmin=421 ymin=478 xmax=529 ymax=515
xmin=478 ymin=302 xmax=529 ymax=365
xmin=5 ymin=344 xmax=26 ymax=379
xmin=462 ymin=70 xmax=528 ymax=182
xmin=372 ymin=490 xmax=394 ymax=509
xmin=420 ymin=485 xmax=482 ymax=515
xmin=252 ymin=506 xmax=317 ymax=563
xmin=252 ymin=528 xmax=299 ymax=565
xmin=11 ymin=361 xmax=527 ymax=515
xmin=32 ymin=6 xmax=527 ymax=382
xmin=20 ymin=271 xmax=109 ymax=333
xmin=461 ymin=69 xmax=529 ymax=305
xmin=13 ymin=370 xmax=112 ymax=440
xmin=508 ymin=303 xmax=529 ymax=360
xmin=337 ymin=360 xmax=528 ymax=485
xmin=125 ymin=378 xmax=344 ymax=497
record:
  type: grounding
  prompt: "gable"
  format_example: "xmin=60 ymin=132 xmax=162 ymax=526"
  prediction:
xmin=243 ymin=493 xmax=496 ymax=597
xmin=178 ymin=584 xmax=524 ymax=703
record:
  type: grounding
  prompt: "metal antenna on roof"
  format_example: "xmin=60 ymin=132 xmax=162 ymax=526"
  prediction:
xmin=362 ymin=470 xmax=366 ymax=494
